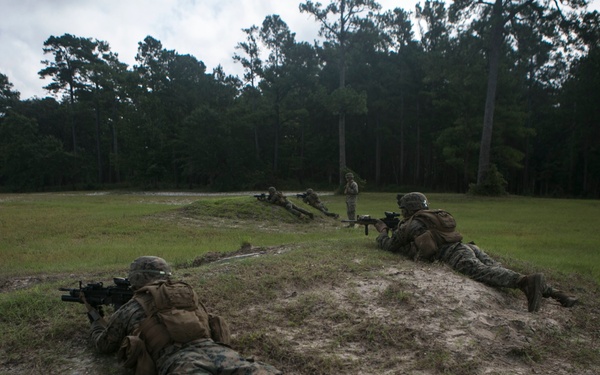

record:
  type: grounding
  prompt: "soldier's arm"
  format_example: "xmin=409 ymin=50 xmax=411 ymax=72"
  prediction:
xmin=347 ymin=182 xmax=358 ymax=195
xmin=90 ymin=299 xmax=146 ymax=354
xmin=376 ymin=219 xmax=426 ymax=257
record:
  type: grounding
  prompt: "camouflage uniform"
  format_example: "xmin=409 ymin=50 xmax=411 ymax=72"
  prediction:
xmin=89 ymin=256 xmax=281 ymax=375
xmin=375 ymin=193 xmax=578 ymax=312
xmin=376 ymin=216 xmax=522 ymax=288
xmin=343 ymin=174 xmax=358 ymax=226
xmin=267 ymin=187 xmax=313 ymax=219
xmin=90 ymin=299 xmax=280 ymax=374
xmin=302 ymin=189 xmax=338 ymax=218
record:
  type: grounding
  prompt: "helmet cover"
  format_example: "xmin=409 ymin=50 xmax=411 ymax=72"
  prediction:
xmin=398 ymin=192 xmax=429 ymax=212
xmin=128 ymin=256 xmax=172 ymax=290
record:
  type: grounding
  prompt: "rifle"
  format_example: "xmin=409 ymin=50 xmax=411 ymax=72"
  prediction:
xmin=59 ymin=277 xmax=133 ymax=315
xmin=253 ymin=193 xmax=267 ymax=201
xmin=296 ymin=193 xmax=308 ymax=199
xmin=342 ymin=211 xmax=401 ymax=236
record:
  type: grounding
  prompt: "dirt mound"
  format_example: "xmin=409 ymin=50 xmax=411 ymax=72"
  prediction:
xmin=259 ymin=260 xmax=587 ymax=374
xmin=181 ymin=246 xmax=595 ymax=374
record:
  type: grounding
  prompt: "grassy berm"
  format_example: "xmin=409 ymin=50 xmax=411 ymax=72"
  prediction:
xmin=1 ymin=196 xmax=599 ymax=375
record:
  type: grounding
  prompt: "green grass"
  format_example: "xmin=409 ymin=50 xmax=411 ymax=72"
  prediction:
xmin=1 ymin=191 xmax=599 ymax=280
xmin=1 ymin=191 xmax=599 ymax=374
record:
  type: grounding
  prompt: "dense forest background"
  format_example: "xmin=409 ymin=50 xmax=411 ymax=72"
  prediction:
xmin=0 ymin=0 xmax=598 ymax=197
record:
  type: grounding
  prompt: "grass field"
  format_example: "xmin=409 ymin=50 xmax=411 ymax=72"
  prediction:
xmin=0 ymin=191 xmax=599 ymax=374
xmin=2 ymin=191 xmax=597 ymax=280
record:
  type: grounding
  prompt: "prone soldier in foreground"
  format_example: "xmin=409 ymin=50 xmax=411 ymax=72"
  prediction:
xmin=374 ymin=192 xmax=578 ymax=313
xmin=298 ymin=188 xmax=339 ymax=218
xmin=75 ymin=256 xmax=281 ymax=374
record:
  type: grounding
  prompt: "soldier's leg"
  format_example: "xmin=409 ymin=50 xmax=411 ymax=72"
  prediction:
xmin=158 ymin=341 xmax=215 ymax=374
xmin=317 ymin=204 xmax=337 ymax=218
xmin=465 ymin=242 xmax=499 ymax=267
xmin=542 ymin=285 xmax=578 ymax=307
xmin=202 ymin=340 xmax=282 ymax=375
xmin=346 ymin=198 xmax=356 ymax=226
xmin=457 ymin=243 xmax=575 ymax=308
xmin=293 ymin=204 xmax=314 ymax=218
xmin=284 ymin=202 xmax=302 ymax=217
xmin=161 ymin=339 xmax=281 ymax=375
xmin=441 ymin=244 xmax=522 ymax=288
xmin=441 ymin=244 xmax=546 ymax=312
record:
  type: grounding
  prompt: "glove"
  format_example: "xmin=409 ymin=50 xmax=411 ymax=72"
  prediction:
xmin=374 ymin=220 xmax=389 ymax=234
xmin=80 ymin=292 xmax=104 ymax=323
xmin=87 ymin=308 xmax=103 ymax=323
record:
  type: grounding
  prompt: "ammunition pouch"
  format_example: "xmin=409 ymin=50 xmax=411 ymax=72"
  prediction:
xmin=118 ymin=335 xmax=156 ymax=375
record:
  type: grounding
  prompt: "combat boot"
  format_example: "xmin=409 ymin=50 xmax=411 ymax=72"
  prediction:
xmin=543 ymin=287 xmax=578 ymax=308
xmin=518 ymin=273 xmax=545 ymax=312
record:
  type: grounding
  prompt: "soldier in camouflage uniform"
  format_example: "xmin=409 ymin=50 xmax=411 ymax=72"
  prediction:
xmin=344 ymin=173 xmax=359 ymax=227
xmin=302 ymin=188 xmax=339 ymax=218
xmin=267 ymin=186 xmax=314 ymax=219
xmin=373 ymin=192 xmax=578 ymax=313
xmin=85 ymin=256 xmax=282 ymax=375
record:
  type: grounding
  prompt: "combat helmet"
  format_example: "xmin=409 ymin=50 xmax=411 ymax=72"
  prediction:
xmin=345 ymin=173 xmax=354 ymax=179
xmin=306 ymin=188 xmax=314 ymax=194
xmin=398 ymin=192 xmax=429 ymax=212
xmin=268 ymin=186 xmax=276 ymax=194
xmin=129 ymin=256 xmax=172 ymax=290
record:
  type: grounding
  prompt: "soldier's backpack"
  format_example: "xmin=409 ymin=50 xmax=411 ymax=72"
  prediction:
xmin=118 ymin=280 xmax=231 ymax=375
xmin=409 ymin=209 xmax=463 ymax=260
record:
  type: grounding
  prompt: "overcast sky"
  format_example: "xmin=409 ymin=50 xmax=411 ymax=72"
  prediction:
xmin=1 ymin=0 xmax=597 ymax=100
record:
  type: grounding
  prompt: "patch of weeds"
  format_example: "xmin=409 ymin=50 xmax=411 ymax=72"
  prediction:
xmin=416 ymin=348 xmax=481 ymax=374
xmin=507 ymin=344 xmax=543 ymax=363
xmin=344 ymin=288 xmax=365 ymax=306
xmin=327 ymin=307 xmax=353 ymax=323
xmin=236 ymin=332 xmax=350 ymax=375
xmin=336 ymin=317 xmax=416 ymax=350
xmin=415 ymin=349 xmax=451 ymax=371
xmin=279 ymin=292 xmax=332 ymax=326
xmin=491 ymin=323 xmax=510 ymax=340
xmin=377 ymin=283 xmax=413 ymax=306
xmin=532 ymin=324 xmax=600 ymax=367
xmin=570 ymin=345 xmax=600 ymax=367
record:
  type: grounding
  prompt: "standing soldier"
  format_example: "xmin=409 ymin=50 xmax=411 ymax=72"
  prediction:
xmin=267 ymin=186 xmax=314 ymax=219
xmin=344 ymin=173 xmax=359 ymax=227
xmin=301 ymin=188 xmax=339 ymax=218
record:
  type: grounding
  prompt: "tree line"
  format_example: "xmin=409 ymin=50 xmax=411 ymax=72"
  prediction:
xmin=0 ymin=0 xmax=598 ymax=197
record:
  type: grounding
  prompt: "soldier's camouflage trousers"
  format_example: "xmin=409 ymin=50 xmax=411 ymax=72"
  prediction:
xmin=438 ymin=243 xmax=521 ymax=289
xmin=158 ymin=338 xmax=281 ymax=375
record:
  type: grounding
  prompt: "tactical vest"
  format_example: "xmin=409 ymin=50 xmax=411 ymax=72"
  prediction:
xmin=118 ymin=280 xmax=230 ymax=375
xmin=409 ymin=209 xmax=463 ymax=260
